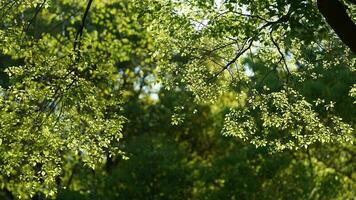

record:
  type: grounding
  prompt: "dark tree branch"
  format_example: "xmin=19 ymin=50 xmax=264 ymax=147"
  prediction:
xmin=270 ymin=30 xmax=291 ymax=82
xmin=317 ymin=0 xmax=356 ymax=54
xmin=208 ymin=38 xmax=253 ymax=81
xmin=32 ymin=0 xmax=95 ymax=131
xmin=258 ymin=7 xmax=292 ymax=31
xmin=73 ymin=0 xmax=94 ymax=53
xmin=23 ymin=0 xmax=47 ymax=34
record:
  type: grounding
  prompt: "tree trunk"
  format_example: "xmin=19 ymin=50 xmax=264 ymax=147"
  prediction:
xmin=317 ymin=0 xmax=356 ymax=54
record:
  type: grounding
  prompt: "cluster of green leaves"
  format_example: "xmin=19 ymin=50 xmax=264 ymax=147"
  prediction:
xmin=223 ymin=87 xmax=352 ymax=151
xmin=0 ymin=0 xmax=355 ymax=199
xmin=149 ymin=0 xmax=355 ymax=150
xmin=0 ymin=0 xmax=153 ymax=197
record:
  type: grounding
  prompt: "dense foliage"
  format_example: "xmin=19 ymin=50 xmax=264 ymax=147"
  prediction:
xmin=0 ymin=0 xmax=355 ymax=199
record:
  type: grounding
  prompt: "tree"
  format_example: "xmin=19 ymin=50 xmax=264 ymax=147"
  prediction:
xmin=0 ymin=0 xmax=355 ymax=199
xmin=0 ymin=0 xmax=136 ymax=198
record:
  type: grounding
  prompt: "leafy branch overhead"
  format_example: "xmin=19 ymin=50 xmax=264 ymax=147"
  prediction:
xmin=0 ymin=0 xmax=355 ymax=199
xmin=151 ymin=0 xmax=355 ymax=149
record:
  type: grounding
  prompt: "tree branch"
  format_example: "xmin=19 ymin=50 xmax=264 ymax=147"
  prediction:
xmin=23 ymin=0 xmax=47 ymax=34
xmin=73 ymin=0 xmax=94 ymax=53
xmin=270 ymin=30 xmax=291 ymax=82
xmin=208 ymin=38 xmax=253 ymax=81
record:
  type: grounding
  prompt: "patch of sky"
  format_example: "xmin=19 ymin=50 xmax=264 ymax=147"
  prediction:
xmin=243 ymin=63 xmax=255 ymax=77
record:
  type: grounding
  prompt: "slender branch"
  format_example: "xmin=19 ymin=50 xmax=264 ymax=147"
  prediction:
xmin=208 ymin=38 xmax=253 ymax=81
xmin=258 ymin=7 xmax=292 ymax=31
xmin=208 ymin=57 xmax=225 ymax=68
xmin=23 ymin=0 xmax=47 ymax=34
xmin=207 ymin=41 xmax=238 ymax=55
xmin=270 ymin=30 xmax=291 ymax=82
xmin=73 ymin=0 xmax=94 ymax=53
xmin=32 ymin=0 xmax=95 ymax=131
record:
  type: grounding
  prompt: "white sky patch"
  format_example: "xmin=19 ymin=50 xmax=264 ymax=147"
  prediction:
xmin=192 ymin=19 xmax=209 ymax=31
xmin=244 ymin=63 xmax=255 ymax=77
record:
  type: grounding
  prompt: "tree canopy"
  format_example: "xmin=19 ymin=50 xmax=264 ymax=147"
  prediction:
xmin=0 ymin=0 xmax=355 ymax=199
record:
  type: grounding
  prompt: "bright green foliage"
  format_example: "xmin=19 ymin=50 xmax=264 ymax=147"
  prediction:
xmin=223 ymin=88 xmax=353 ymax=151
xmin=0 ymin=0 xmax=355 ymax=199
xmin=149 ymin=0 xmax=355 ymax=150
xmin=351 ymin=84 xmax=356 ymax=103
xmin=0 ymin=0 xmax=149 ymax=198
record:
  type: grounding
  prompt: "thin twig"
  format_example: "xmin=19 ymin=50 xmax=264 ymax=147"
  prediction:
xmin=208 ymin=38 xmax=253 ymax=82
xmin=73 ymin=0 xmax=94 ymax=53
xmin=23 ymin=0 xmax=47 ymax=35
xmin=270 ymin=30 xmax=290 ymax=82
